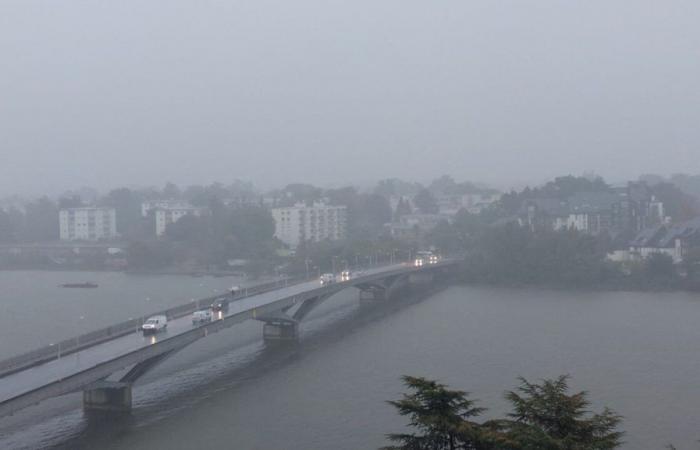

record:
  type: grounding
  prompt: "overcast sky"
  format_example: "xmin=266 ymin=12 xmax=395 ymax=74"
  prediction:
xmin=1 ymin=0 xmax=699 ymax=196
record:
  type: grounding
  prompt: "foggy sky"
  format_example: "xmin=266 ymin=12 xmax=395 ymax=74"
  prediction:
xmin=1 ymin=0 xmax=700 ymax=196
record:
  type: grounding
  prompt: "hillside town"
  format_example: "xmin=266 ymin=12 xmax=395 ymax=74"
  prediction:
xmin=0 ymin=174 xmax=699 ymax=287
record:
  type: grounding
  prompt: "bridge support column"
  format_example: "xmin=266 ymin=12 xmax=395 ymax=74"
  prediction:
xmin=409 ymin=272 xmax=434 ymax=285
xmin=359 ymin=287 xmax=386 ymax=301
xmin=83 ymin=381 xmax=132 ymax=413
xmin=263 ymin=322 xmax=298 ymax=342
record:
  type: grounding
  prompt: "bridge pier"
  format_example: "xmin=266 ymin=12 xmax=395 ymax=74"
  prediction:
xmin=83 ymin=381 xmax=132 ymax=413
xmin=263 ymin=321 xmax=299 ymax=342
xmin=359 ymin=286 xmax=386 ymax=301
xmin=408 ymin=272 xmax=434 ymax=285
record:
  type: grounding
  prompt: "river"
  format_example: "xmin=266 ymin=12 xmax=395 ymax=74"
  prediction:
xmin=0 ymin=271 xmax=699 ymax=449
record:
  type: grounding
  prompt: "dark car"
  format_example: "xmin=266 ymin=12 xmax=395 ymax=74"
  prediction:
xmin=211 ymin=297 xmax=229 ymax=313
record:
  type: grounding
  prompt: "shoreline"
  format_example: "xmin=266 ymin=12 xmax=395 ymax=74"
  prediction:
xmin=0 ymin=266 xmax=249 ymax=278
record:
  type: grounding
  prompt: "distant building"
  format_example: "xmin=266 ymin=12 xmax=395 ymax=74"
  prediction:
xmin=272 ymin=202 xmax=347 ymax=248
xmin=154 ymin=206 xmax=206 ymax=237
xmin=141 ymin=201 xmax=207 ymax=237
xmin=437 ymin=192 xmax=501 ymax=216
xmin=608 ymin=217 xmax=700 ymax=264
xmin=386 ymin=213 xmax=451 ymax=240
xmin=141 ymin=201 xmax=193 ymax=217
xmin=518 ymin=183 xmax=667 ymax=236
xmin=59 ymin=207 xmax=117 ymax=241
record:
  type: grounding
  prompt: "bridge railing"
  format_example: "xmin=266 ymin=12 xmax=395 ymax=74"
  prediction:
xmin=0 ymin=275 xmax=307 ymax=379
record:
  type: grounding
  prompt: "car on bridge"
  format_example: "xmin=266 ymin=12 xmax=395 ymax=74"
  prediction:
xmin=415 ymin=251 xmax=439 ymax=266
xmin=339 ymin=270 xmax=351 ymax=282
xmin=211 ymin=297 xmax=229 ymax=313
xmin=192 ymin=309 xmax=213 ymax=325
xmin=320 ymin=273 xmax=335 ymax=285
xmin=141 ymin=315 xmax=167 ymax=335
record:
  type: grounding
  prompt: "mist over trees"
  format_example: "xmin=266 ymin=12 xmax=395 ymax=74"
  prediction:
xmin=1 ymin=172 xmax=700 ymax=287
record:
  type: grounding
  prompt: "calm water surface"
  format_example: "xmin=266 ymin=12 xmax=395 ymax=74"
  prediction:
xmin=1 ymin=271 xmax=699 ymax=449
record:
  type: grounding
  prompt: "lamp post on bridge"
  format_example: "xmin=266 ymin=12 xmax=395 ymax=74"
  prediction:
xmin=332 ymin=256 xmax=338 ymax=274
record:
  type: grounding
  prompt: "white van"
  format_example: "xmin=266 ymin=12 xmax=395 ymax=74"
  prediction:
xmin=192 ymin=309 xmax=213 ymax=325
xmin=320 ymin=273 xmax=335 ymax=285
xmin=141 ymin=315 xmax=167 ymax=335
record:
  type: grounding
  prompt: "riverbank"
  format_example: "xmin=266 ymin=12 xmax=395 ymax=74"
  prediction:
xmin=0 ymin=265 xmax=251 ymax=278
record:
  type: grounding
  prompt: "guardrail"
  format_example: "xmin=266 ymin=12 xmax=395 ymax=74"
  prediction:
xmin=0 ymin=275 xmax=307 ymax=379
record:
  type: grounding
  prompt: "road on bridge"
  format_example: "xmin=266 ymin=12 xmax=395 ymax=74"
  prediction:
xmin=0 ymin=262 xmax=425 ymax=411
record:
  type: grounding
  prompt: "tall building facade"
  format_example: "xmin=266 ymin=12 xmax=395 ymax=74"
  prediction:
xmin=59 ymin=207 xmax=117 ymax=241
xmin=272 ymin=202 xmax=347 ymax=248
xmin=141 ymin=202 xmax=207 ymax=237
xmin=154 ymin=206 xmax=205 ymax=237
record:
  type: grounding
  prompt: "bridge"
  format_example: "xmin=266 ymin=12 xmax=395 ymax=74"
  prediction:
xmin=0 ymin=259 xmax=459 ymax=417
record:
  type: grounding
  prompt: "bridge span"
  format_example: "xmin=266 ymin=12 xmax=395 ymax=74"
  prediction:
xmin=0 ymin=259 xmax=458 ymax=417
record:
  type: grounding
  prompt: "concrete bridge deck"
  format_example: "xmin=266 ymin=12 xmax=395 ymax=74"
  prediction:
xmin=0 ymin=259 xmax=458 ymax=417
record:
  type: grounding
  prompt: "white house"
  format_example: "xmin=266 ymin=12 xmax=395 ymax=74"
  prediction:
xmin=59 ymin=207 xmax=117 ymax=241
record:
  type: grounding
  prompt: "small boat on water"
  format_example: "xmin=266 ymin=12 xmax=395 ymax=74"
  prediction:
xmin=60 ymin=282 xmax=99 ymax=288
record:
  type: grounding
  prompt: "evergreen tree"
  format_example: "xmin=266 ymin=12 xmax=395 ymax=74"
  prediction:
xmin=501 ymin=376 xmax=623 ymax=450
xmin=414 ymin=189 xmax=439 ymax=214
xmin=384 ymin=376 xmax=623 ymax=450
xmin=383 ymin=376 xmax=487 ymax=450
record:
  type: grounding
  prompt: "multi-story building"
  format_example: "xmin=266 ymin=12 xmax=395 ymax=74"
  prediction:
xmin=386 ymin=213 xmax=451 ymax=240
xmin=154 ymin=206 xmax=206 ymax=237
xmin=141 ymin=201 xmax=193 ymax=217
xmin=272 ymin=202 xmax=347 ymax=249
xmin=141 ymin=201 xmax=207 ymax=237
xmin=59 ymin=207 xmax=117 ymax=241
xmin=519 ymin=183 xmax=667 ymax=236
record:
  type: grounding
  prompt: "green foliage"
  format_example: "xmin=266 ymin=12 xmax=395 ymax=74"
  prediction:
xmin=395 ymin=198 xmax=413 ymax=220
xmin=498 ymin=176 xmax=610 ymax=215
xmin=637 ymin=253 xmax=676 ymax=288
xmin=21 ymin=197 xmax=59 ymax=242
xmin=385 ymin=376 xmax=623 ymax=450
xmin=383 ymin=376 xmax=486 ymax=450
xmin=101 ymin=187 xmax=144 ymax=237
xmin=650 ymin=182 xmax=700 ymax=222
xmin=291 ymin=236 xmax=412 ymax=274
xmin=374 ymin=178 xmax=422 ymax=198
xmin=0 ymin=209 xmax=15 ymax=242
xmin=272 ymin=183 xmax=323 ymax=207
xmin=127 ymin=240 xmax=174 ymax=269
xmin=462 ymin=225 xmax=615 ymax=288
xmin=325 ymin=187 xmax=392 ymax=240
xmin=502 ymin=376 xmax=623 ymax=450
xmin=414 ymin=189 xmax=439 ymax=214
xmin=161 ymin=204 xmax=277 ymax=267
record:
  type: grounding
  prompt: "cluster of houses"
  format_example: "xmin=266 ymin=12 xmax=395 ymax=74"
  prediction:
xmin=506 ymin=182 xmax=700 ymax=265
xmin=20 ymin=180 xmax=700 ymax=267
xmin=385 ymin=191 xmax=501 ymax=240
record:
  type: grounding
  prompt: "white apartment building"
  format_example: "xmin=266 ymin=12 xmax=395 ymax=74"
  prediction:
xmin=141 ymin=201 xmax=207 ymax=237
xmin=141 ymin=201 xmax=193 ymax=217
xmin=272 ymin=202 xmax=347 ymax=248
xmin=153 ymin=206 xmax=205 ymax=237
xmin=59 ymin=207 xmax=117 ymax=241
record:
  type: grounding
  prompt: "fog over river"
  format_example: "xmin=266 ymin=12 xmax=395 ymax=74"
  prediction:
xmin=1 ymin=271 xmax=699 ymax=449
